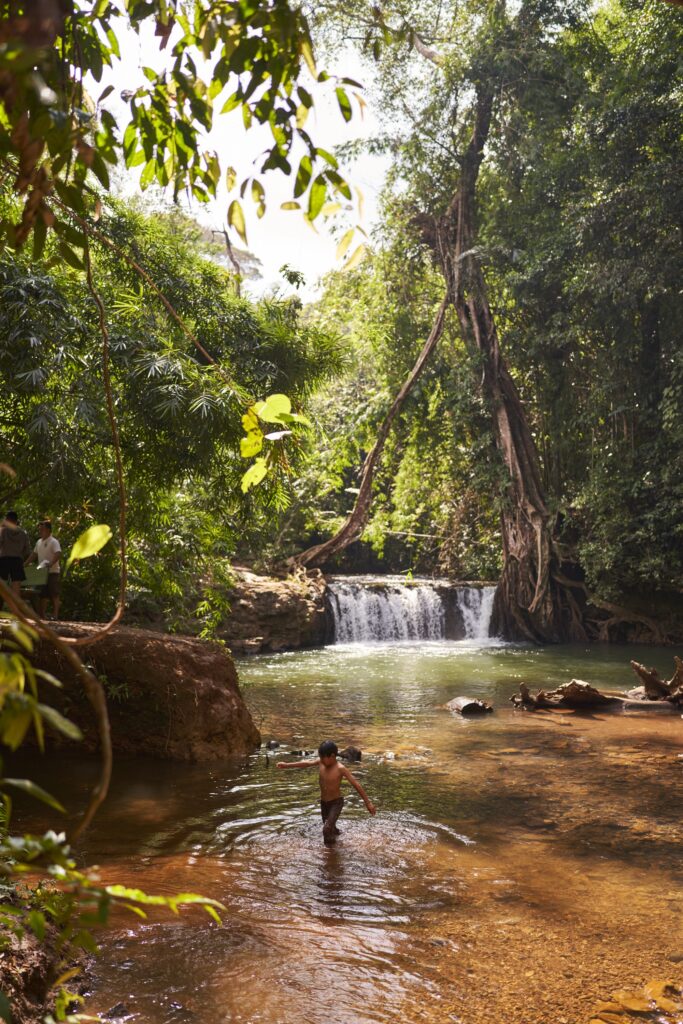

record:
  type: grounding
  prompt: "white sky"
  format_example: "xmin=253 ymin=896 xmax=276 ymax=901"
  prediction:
xmin=95 ymin=21 xmax=388 ymax=300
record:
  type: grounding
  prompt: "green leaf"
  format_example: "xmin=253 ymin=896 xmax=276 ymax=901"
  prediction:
xmin=27 ymin=910 xmax=46 ymax=941
xmin=2 ymin=778 xmax=65 ymax=813
xmin=37 ymin=704 xmax=83 ymax=741
xmin=343 ymin=244 xmax=367 ymax=272
xmin=300 ymin=38 xmax=317 ymax=77
xmin=257 ymin=394 xmax=291 ymax=423
xmin=241 ymin=458 xmax=268 ymax=493
xmin=242 ymin=408 xmax=259 ymax=432
xmin=0 ymin=990 xmax=12 ymax=1023
xmin=227 ymin=199 xmax=247 ymax=244
xmin=336 ymin=228 xmax=354 ymax=261
xmin=307 ymin=176 xmax=327 ymax=221
xmin=66 ymin=524 xmax=113 ymax=571
xmin=0 ymin=711 xmax=32 ymax=751
xmin=58 ymin=242 xmax=84 ymax=271
xmin=335 ymin=87 xmax=352 ymax=122
xmin=294 ymin=156 xmax=312 ymax=199
xmin=240 ymin=433 xmax=263 ymax=458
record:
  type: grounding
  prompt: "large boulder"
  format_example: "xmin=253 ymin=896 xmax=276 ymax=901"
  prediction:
xmin=219 ymin=567 xmax=328 ymax=654
xmin=29 ymin=623 xmax=260 ymax=761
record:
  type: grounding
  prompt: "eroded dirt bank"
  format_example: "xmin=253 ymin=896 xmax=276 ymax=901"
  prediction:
xmin=29 ymin=623 xmax=260 ymax=760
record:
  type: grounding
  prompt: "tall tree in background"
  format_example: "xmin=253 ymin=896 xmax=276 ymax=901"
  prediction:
xmin=299 ymin=0 xmax=681 ymax=641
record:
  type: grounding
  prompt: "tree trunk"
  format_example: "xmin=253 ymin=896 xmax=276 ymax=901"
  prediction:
xmin=294 ymin=292 xmax=449 ymax=568
xmin=433 ymin=86 xmax=579 ymax=642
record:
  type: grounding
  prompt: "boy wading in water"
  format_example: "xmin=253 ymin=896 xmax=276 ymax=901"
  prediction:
xmin=277 ymin=740 xmax=376 ymax=845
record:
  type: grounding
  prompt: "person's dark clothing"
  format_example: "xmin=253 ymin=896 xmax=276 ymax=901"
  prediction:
xmin=320 ymin=796 xmax=344 ymax=845
xmin=0 ymin=556 xmax=25 ymax=582
xmin=0 ymin=526 xmax=30 ymax=561
xmin=0 ymin=525 xmax=30 ymax=585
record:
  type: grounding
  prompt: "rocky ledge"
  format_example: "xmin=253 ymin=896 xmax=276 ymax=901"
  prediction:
xmin=219 ymin=567 xmax=328 ymax=654
xmin=29 ymin=623 xmax=261 ymax=761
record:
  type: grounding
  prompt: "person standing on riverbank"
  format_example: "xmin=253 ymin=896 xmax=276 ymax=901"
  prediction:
xmin=277 ymin=739 xmax=376 ymax=845
xmin=25 ymin=520 xmax=62 ymax=619
xmin=0 ymin=511 xmax=31 ymax=599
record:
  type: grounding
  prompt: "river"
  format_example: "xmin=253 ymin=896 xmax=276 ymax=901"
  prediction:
xmin=22 ymin=631 xmax=683 ymax=1024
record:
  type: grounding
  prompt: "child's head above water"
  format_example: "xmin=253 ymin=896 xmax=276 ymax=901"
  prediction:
xmin=318 ymin=740 xmax=338 ymax=763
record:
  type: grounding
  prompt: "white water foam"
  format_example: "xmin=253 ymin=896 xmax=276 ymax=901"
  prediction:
xmin=328 ymin=579 xmax=496 ymax=643
xmin=329 ymin=581 xmax=445 ymax=642
xmin=455 ymin=586 xmax=496 ymax=641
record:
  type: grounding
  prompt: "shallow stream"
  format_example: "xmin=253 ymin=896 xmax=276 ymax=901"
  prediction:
xmin=22 ymin=639 xmax=683 ymax=1023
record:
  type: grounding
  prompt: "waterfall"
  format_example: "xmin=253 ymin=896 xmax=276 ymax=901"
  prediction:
xmin=327 ymin=578 xmax=496 ymax=643
xmin=455 ymin=586 xmax=496 ymax=641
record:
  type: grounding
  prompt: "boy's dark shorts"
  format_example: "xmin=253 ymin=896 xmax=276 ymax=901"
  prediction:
xmin=41 ymin=574 xmax=61 ymax=599
xmin=0 ymin=556 xmax=25 ymax=582
xmin=320 ymin=796 xmax=344 ymax=844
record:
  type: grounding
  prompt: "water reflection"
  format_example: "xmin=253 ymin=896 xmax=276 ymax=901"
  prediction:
xmin=14 ymin=639 xmax=683 ymax=1024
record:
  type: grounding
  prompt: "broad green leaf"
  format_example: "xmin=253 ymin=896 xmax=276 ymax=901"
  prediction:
xmin=241 ymin=458 xmax=268 ymax=493
xmin=308 ymin=176 xmax=326 ymax=221
xmin=2 ymin=778 xmax=65 ymax=813
xmin=0 ymin=711 xmax=32 ymax=751
xmin=257 ymin=394 xmax=291 ymax=423
xmin=240 ymin=433 xmax=263 ymax=458
xmin=242 ymin=408 xmax=260 ymax=432
xmin=66 ymin=524 xmax=113 ymax=571
xmin=27 ymin=910 xmax=46 ymax=941
xmin=37 ymin=704 xmax=83 ymax=741
xmin=228 ymin=199 xmax=247 ymax=244
xmin=280 ymin=201 xmax=300 ymax=211
xmin=300 ymin=39 xmax=317 ymax=76
xmin=0 ymin=990 xmax=12 ymax=1023
xmin=335 ymin=87 xmax=352 ymax=122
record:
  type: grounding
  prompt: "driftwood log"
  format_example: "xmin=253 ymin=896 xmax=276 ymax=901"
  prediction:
xmin=446 ymin=696 xmax=494 ymax=716
xmin=511 ymin=658 xmax=683 ymax=712
xmin=510 ymin=680 xmax=618 ymax=710
xmin=630 ymin=657 xmax=683 ymax=702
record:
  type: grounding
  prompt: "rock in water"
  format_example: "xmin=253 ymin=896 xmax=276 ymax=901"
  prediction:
xmin=446 ymin=696 xmax=494 ymax=716
xmin=339 ymin=745 xmax=362 ymax=761
xmin=23 ymin=622 xmax=261 ymax=761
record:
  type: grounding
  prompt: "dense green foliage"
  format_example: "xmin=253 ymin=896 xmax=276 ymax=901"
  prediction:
xmin=0 ymin=0 xmax=364 ymax=261
xmin=289 ymin=0 xmax=682 ymax=611
xmin=0 ymin=193 xmax=343 ymax=624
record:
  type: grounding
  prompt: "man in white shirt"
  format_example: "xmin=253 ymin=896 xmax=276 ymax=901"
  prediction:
xmin=26 ymin=520 xmax=62 ymax=619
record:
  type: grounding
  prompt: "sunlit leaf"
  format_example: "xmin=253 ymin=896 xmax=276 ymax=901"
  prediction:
xmin=241 ymin=458 xmax=268 ymax=493
xmin=343 ymin=244 xmax=367 ymax=272
xmin=66 ymin=524 xmax=113 ymax=571
xmin=240 ymin=433 xmax=263 ymax=458
xmin=336 ymin=228 xmax=355 ymax=261
xmin=227 ymin=199 xmax=247 ymax=244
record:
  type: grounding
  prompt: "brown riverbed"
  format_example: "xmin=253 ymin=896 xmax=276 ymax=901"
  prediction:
xmin=17 ymin=640 xmax=683 ymax=1024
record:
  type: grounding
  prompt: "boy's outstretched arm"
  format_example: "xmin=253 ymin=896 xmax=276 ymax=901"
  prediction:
xmin=341 ymin=766 xmax=376 ymax=815
xmin=276 ymin=759 xmax=320 ymax=769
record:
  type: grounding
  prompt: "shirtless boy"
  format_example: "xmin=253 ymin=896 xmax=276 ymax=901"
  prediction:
xmin=277 ymin=740 xmax=376 ymax=845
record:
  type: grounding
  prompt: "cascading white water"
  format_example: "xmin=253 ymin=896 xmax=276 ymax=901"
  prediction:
xmin=455 ymin=586 xmax=496 ymax=641
xmin=329 ymin=581 xmax=445 ymax=641
xmin=328 ymin=578 xmax=497 ymax=643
